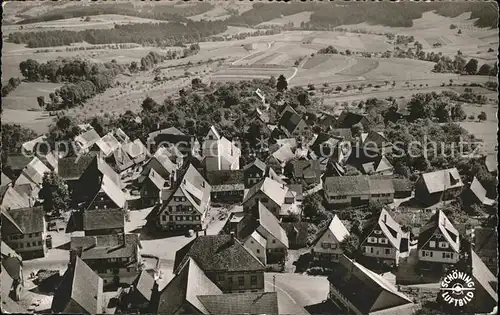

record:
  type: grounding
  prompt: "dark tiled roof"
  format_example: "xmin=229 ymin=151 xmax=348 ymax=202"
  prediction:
xmin=156 ymin=257 xmax=222 ymax=315
xmin=474 ymin=227 xmax=497 ymax=254
xmin=133 ymin=270 xmax=156 ymax=302
xmin=6 ymin=206 xmax=44 ymax=234
xmin=336 ymin=111 xmax=366 ymax=128
xmin=206 ymin=170 xmax=244 ymax=186
xmin=243 ymin=158 xmax=267 ymax=173
xmin=324 ymin=176 xmax=370 ymax=195
xmin=290 ymin=159 xmax=321 ymax=183
xmin=392 ymin=178 xmax=413 ymax=192
xmin=83 ymin=208 xmax=124 ymax=231
xmin=328 ymin=255 xmax=413 ymax=314
xmin=51 ymin=256 xmax=103 ymax=314
xmin=71 ymin=234 xmax=141 ymax=260
xmin=278 ymin=109 xmax=303 ymax=135
xmin=58 ymin=154 xmax=96 ymax=180
xmin=5 ymin=155 xmax=32 ymax=171
xmin=198 ymin=292 xmax=279 ymax=315
xmin=174 ymin=235 xmax=265 ymax=274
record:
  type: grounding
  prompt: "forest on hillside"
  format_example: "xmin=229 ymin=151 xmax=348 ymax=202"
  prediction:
xmin=8 ymin=21 xmax=228 ymax=47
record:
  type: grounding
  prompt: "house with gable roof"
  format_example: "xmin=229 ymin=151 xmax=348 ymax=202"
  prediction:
xmin=70 ymin=233 xmax=142 ymax=286
xmin=14 ymin=156 xmax=51 ymax=197
xmin=417 ymin=210 xmax=460 ymax=270
xmin=122 ymin=270 xmax=158 ymax=313
xmin=1 ymin=241 xmax=24 ymax=302
xmin=95 ymin=132 xmax=122 ymax=158
xmin=323 ymin=176 xmax=395 ymax=208
xmin=141 ymin=168 xmax=167 ymax=206
xmin=1 ymin=206 xmax=47 ymax=259
xmin=284 ymin=159 xmax=321 ymax=186
xmin=415 ymin=168 xmax=463 ymax=206
xmin=464 ymin=250 xmax=498 ymax=314
xmin=0 ymin=185 xmax=31 ymax=210
xmin=240 ymin=202 xmax=289 ymax=265
xmin=202 ymin=126 xmax=241 ymax=172
xmin=74 ymin=128 xmax=101 ymax=154
xmin=147 ymin=164 xmax=211 ymax=232
xmin=359 ymin=208 xmax=403 ymax=267
xmin=147 ymin=126 xmax=199 ymax=157
xmin=275 ymin=106 xmax=309 ymax=139
xmin=243 ymin=177 xmax=297 ymax=219
xmin=139 ymin=147 xmax=178 ymax=186
xmin=206 ymin=170 xmax=245 ymax=203
xmin=114 ymin=128 xmax=131 ymax=145
xmin=327 ymin=255 xmax=414 ymax=315
xmin=243 ymin=158 xmax=282 ymax=188
xmin=462 ymin=177 xmax=495 ymax=207
xmin=51 ymin=256 xmax=104 ymax=314
xmin=86 ymin=158 xmax=127 ymax=210
xmin=122 ymin=139 xmax=150 ymax=166
xmin=266 ymin=143 xmax=296 ymax=174
xmin=474 ymin=227 xmax=497 ymax=274
xmin=310 ymin=215 xmax=350 ymax=262
xmin=361 ymin=155 xmax=394 ymax=175
xmin=173 ymin=234 xmax=265 ymax=293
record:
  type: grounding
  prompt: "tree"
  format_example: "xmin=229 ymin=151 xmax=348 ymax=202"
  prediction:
xmin=191 ymin=77 xmax=202 ymax=89
xmin=464 ymin=58 xmax=478 ymax=74
xmin=19 ymin=59 xmax=41 ymax=81
xmin=37 ymin=96 xmax=45 ymax=108
xmin=268 ymin=76 xmax=277 ymax=88
xmin=39 ymin=172 xmax=70 ymax=215
xmin=478 ymin=111 xmax=487 ymax=121
xmin=276 ymin=74 xmax=288 ymax=92
xmin=302 ymin=193 xmax=323 ymax=218
xmin=340 ymin=234 xmax=360 ymax=258
xmin=1 ymin=124 xmax=39 ymax=163
xmin=129 ymin=61 xmax=138 ymax=72
xmin=477 ymin=63 xmax=492 ymax=75
xmin=458 ymin=29 xmax=462 ymax=34
xmin=297 ymin=92 xmax=309 ymax=107
xmin=451 ymin=104 xmax=466 ymax=121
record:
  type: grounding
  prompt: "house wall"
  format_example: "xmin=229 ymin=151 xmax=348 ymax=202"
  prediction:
xmin=141 ymin=180 xmax=161 ymax=206
xmin=257 ymin=226 xmax=287 ymax=263
xmin=312 ymin=230 xmax=344 ymax=261
xmin=4 ymin=220 xmax=46 ymax=258
xmin=418 ymin=250 xmax=459 ymax=264
xmin=211 ymin=271 xmax=265 ymax=293
xmin=211 ymin=190 xmax=244 ymax=203
xmin=244 ymin=236 xmax=267 ymax=265
xmin=324 ymin=193 xmax=370 ymax=206
xmin=244 ymin=167 xmax=265 ymax=188
xmin=361 ymin=229 xmax=399 ymax=264
xmin=292 ymin=120 xmax=309 ymax=137
xmin=158 ymin=192 xmax=205 ymax=231
xmin=85 ymin=227 xmax=124 ymax=236
xmin=88 ymin=191 xmax=126 ymax=211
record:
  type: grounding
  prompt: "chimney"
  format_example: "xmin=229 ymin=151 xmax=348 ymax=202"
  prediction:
xmin=195 ymin=230 xmax=199 ymax=238
xmin=204 ymin=229 xmax=207 ymax=236
xmin=230 ymin=231 xmax=235 ymax=243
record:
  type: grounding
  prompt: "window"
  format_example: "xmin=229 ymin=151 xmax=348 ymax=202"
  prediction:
xmin=26 ymin=243 xmax=30 ymax=248
xmin=168 ymin=206 xmax=172 ymax=211
xmin=228 ymin=277 xmax=233 ymax=285
xmin=218 ymin=275 xmax=225 ymax=281
xmin=19 ymin=244 xmax=23 ymax=249
xmin=272 ymin=239 xmax=276 ymax=244
xmin=251 ymin=276 xmax=257 ymax=286
xmin=196 ymin=216 xmax=200 ymax=220
xmin=322 ymin=242 xmax=329 ymax=249
xmin=28 ymin=233 xmax=32 ymax=238
xmin=370 ymin=247 xmax=374 ymax=253
xmin=176 ymin=216 xmax=182 ymax=221
xmin=439 ymin=242 xmax=449 ymax=249
xmin=331 ymin=244 xmax=337 ymax=249
xmin=429 ymin=241 xmax=436 ymax=248
xmin=385 ymin=249 xmax=391 ymax=255
xmin=256 ymin=249 xmax=260 ymax=254
xmin=367 ymin=237 xmax=377 ymax=243
xmin=374 ymin=230 xmax=382 ymax=235
xmin=169 ymin=215 xmax=173 ymax=221
xmin=238 ymin=276 xmax=244 ymax=286
xmin=379 ymin=238 xmax=388 ymax=244
xmin=38 ymin=241 xmax=42 ymax=246
xmin=32 ymin=242 xmax=36 ymax=246
xmin=162 ymin=215 xmax=167 ymax=221
xmin=442 ymin=252 xmax=453 ymax=259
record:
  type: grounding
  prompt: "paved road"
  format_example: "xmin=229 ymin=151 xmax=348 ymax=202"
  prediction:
xmin=265 ymin=273 xmax=329 ymax=314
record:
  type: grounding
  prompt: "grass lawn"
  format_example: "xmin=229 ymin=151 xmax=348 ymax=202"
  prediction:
xmin=338 ymin=58 xmax=380 ymax=76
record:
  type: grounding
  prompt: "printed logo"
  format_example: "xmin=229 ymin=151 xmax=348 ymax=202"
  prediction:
xmin=440 ymin=270 xmax=475 ymax=307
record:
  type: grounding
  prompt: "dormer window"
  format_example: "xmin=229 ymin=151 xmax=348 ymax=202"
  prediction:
xmin=201 ymin=181 xmax=205 ymax=188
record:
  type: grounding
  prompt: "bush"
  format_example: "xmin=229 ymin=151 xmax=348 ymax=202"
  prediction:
xmin=468 ymin=114 xmax=475 ymax=120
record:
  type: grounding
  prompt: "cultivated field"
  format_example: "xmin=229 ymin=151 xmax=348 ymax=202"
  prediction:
xmin=2 ymin=10 xmax=497 ymax=137
xmin=1 ymin=14 xmax=168 ymax=34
